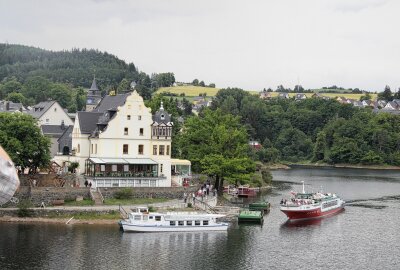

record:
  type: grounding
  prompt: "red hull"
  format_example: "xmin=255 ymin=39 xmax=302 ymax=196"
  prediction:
xmin=281 ymin=206 xmax=344 ymax=221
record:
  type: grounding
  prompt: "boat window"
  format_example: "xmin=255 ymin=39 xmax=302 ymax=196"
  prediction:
xmin=187 ymin=221 xmax=192 ymax=226
xmin=170 ymin=221 xmax=176 ymax=226
xmin=155 ymin=216 xmax=161 ymax=221
xmin=195 ymin=220 xmax=201 ymax=226
xmin=134 ymin=215 xmax=141 ymax=221
xmin=178 ymin=221 xmax=184 ymax=226
xmin=203 ymin=220 xmax=209 ymax=226
xmin=143 ymin=215 xmax=148 ymax=221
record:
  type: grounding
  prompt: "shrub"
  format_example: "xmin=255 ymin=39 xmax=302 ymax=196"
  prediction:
xmin=17 ymin=200 xmax=34 ymax=217
xmin=114 ymin=188 xmax=133 ymax=199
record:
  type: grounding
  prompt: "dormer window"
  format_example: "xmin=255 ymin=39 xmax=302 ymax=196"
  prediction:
xmin=124 ymin=127 xmax=128 ymax=135
xmin=54 ymin=108 xmax=57 ymax=112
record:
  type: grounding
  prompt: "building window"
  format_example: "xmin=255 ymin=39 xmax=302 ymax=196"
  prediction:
xmin=124 ymin=165 xmax=129 ymax=172
xmin=124 ymin=127 xmax=128 ymax=135
xmin=161 ymin=164 xmax=163 ymax=173
xmin=127 ymin=115 xmax=131 ymax=120
xmin=138 ymin=115 xmax=142 ymax=120
xmin=138 ymin=145 xmax=144 ymax=155
xmin=91 ymin=144 xmax=94 ymax=154
xmin=95 ymin=144 xmax=97 ymax=154
xmin=159 ymin=145 xmax=165 ymax=155
xmin=46 ymin=119 xmax=49 ymax=123
xmin=123 ymin=144 xmax=129 ymax=154
xmin=167 ymin=145 xmax=170 ymax=156
xmin=128 ymin=105 xmax=131 ymax=109
xmin=140 ymin=128 xmax=143 ymax=136
xmin=54 ymin=108 xmax=57 ymax=112
xmin=112 ymin=165 xmax=117 ymax=172
xmin=77 ymin=144 xmax=80 ymax=153
xmin=101 ymin=165 xmax=105 ymax=171
xmin=153 ymin=145 xmax=157 ymax=155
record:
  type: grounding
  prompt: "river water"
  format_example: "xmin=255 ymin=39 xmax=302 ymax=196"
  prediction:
xmin=1 ymin=168 xmax=400 ymax=270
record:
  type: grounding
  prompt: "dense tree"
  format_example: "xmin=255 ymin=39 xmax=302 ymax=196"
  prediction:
xmin=177 ymin=109 xmax=255 ymax=192
xmin=0 ymin=78 xmax=23 ymax=99
xmin=209 ymin=83 xmax=216 ymax=88
xmin=378 ymin=85 xmax=393 ymax=101
xmin=50 ymin=83 xmax=73 ymax=109
xmin=5 ymin=92 xmax=26 ymax=104
xmin=0 ymin=113 xmax=51 ymax=173
xmin=199 ymin=81 xmax=205 ymax=87
xmin=192 ymin=79 xmax=199 ymax=86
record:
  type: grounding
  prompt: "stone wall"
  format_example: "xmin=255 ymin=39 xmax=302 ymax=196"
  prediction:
xmin=29 ymin=187 xmax=90 ymax=206
xmin=99 ymin=186 xmax=198 ymax=200
xmin=2 ymin=187 xmax=90 ymax=207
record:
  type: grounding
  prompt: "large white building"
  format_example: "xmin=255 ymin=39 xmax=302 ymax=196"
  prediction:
xmin=54 ymin=90 xmax=190 ymax=188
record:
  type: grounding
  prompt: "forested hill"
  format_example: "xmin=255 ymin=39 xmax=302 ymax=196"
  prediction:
xmin=0 ymin=43 xmax=138 ymax=88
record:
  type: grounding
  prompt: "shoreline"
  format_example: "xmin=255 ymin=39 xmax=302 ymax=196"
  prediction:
xmin=267 ymin=162 xmax=400 ymax=170
xmin=0 ymin=216 xmax=120 ymax=225
xmin=288 ymin=163 xmax=400 ymax=170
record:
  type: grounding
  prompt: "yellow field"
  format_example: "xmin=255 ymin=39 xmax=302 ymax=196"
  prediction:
xmin=156 ymin=86 xmax=376 ymax=100
xmin=157 ymin=86 xmax=220 ymax=96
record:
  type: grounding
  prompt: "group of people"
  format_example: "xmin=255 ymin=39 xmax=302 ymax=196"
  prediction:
xmin=84 ymin=180 xmax=92 ymax=188
xmin=182 ymin=182 xmax=218 ymax=205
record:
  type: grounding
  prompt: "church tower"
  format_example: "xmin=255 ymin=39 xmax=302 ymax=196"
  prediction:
xmin=86 ymin=76 xmax=102 ymax=111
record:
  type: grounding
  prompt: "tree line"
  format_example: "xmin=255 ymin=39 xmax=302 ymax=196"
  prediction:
xmin=0 ymin=44 xmax=177 ymax=108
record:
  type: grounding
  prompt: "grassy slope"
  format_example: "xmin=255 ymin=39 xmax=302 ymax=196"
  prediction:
xmin=157 ymin=86 xmax=375 ymax=100
xmin=157 ymin=86 xmax=258 ymax=97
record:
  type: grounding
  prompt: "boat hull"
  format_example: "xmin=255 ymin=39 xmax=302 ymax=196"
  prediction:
xmin=121 ymin=222 xmax=229 ymax=232
xmin=281 ymin=205 xmax=344 ymax=221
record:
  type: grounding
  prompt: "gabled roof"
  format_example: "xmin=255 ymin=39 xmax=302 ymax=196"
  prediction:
xmin=77 ymin=111 xmax=103 ymax=134
xmin=0 ymin=101 xmax=26 ymax=112
xmin=27 ymin=100 xmax=57 ymax=118
xmin=92 ymin=93 xmax=130 ymax=113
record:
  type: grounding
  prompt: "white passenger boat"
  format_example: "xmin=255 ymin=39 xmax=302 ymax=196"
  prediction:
xmin=119 ymin=207 xmax=229 ymax=232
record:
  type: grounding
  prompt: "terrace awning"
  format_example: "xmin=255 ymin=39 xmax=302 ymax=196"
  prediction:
xmin=88 ymin=158 xmax=157 ymax=165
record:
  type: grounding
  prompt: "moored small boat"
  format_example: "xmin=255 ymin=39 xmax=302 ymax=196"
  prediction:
xmin=119 ymin=207 xmax=229 ymax=232
xmin=249 ymin=201 xmax=271 ymax=213
xmin=238 ymin=210 xmax=263 ymax=224
xmin=280 ymin=181 xmax=345 ymax=221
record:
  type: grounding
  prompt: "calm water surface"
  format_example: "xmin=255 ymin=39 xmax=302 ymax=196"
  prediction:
xmin=1 ymin=168 xmax=400 ymax=270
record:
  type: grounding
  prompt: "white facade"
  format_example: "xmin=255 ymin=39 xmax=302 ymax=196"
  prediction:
xmin=36 ymin=102 xmax=73 ymax=126
xmin=64 ymin=90 xmax=177 ymax=187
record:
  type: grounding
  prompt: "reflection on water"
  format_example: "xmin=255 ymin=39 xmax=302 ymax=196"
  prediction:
xmin=1 ymin=168 xmax=400 ymax=270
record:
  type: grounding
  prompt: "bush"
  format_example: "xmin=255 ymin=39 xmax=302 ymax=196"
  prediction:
xmin=114 ymin=188 xmax=133 ymax=199
xmin=17 ymin=200 xmax=34 ymax=217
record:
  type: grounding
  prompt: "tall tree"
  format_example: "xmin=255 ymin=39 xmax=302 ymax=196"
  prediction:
xmin=0 ymin=113 xmax=51 ymax=173
xmin=178 ymin=109 xmax=255 ymax=192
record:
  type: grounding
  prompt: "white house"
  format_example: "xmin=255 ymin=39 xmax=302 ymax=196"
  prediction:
xmin=27 ymin=100 xmax=73 ymax=126
xmin=54 ymin=90 xmax=190 ymax=188
xmin=26 ymin=100 xmax=74 ymax=157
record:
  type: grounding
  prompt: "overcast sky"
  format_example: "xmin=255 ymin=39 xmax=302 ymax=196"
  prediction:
xmin=1 ymin=0 xmax=399 ymax=91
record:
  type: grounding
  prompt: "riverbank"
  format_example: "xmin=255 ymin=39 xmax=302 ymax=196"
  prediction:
xmin=0 ymin=216 xmax=119 ymax=225
xmin=288 ymin=162 xmax=400 ymax=170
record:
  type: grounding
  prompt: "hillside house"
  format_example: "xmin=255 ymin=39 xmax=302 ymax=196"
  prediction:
xmin=0 ymin=100 xmax=27 ymax=112
xmin=259 ymin=90 xmax=272 ymax=99
xmin=295 ymin=93 xmax=307 ymax=101
xmin=278 ymin=93 xmax=289 ymax=99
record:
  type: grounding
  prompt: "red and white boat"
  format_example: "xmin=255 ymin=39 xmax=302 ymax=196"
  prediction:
xmin=280 ymin=182 xmax=345 ymax=221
